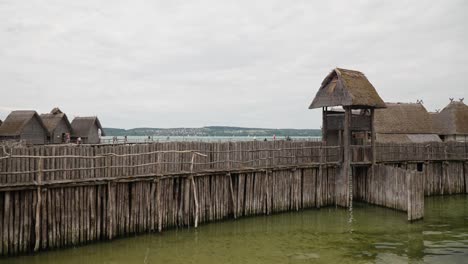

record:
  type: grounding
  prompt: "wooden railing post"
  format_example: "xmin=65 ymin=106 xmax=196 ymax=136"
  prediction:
xmin=34 ymin=157 xmax=43 ymax=252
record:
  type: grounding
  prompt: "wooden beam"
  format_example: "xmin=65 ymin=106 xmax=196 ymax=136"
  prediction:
xmin=371 ymin=109 xmax=376 ymax=166
xmin=340 ymin=107 xmax=351 ymax=207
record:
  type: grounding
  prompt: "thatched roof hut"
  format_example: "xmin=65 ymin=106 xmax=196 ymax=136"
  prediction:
xmin=374 ymin=103 xmax=441 ymax=143
xmin=309 ymin=68 xmax=386 ymax=109
xmin=432 ymin=101 xmax=468 ymax=141
xmin=71 ymin=117 xmax=105 ymax=144
xmin=0 ymin=110 xmax=49 ymax=145
xmin=40 ymin=108 xmax=72 ymax=144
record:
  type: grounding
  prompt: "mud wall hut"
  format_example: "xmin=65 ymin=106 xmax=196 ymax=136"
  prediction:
xmin=71 ymin=116 xmax=105 ymax=144
xmin=374 ymin=102 xmax=441 ymax=143
xmin=40 ymin=108 xmax=73 ymax=144
xmin=432 ymin=100 xmax=468 ymax=142
xmin=0 ymin=110 xmax=49 ymax=145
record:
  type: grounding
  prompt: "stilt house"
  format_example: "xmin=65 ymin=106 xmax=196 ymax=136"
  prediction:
xmin=432 ymin=99 xmax=468 ymax=142
xmin=0 ymin=111 xmax=49 ymax=145
xmin=374 ymin=103 xmax=441 ymax=143
xmin=71 ymin=117 xmax=105 ymax=144
xmin=40 ymin=107 xmax=73 ymax=144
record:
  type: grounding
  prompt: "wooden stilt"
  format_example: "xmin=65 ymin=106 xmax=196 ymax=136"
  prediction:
xmin=34 ymin=158 xmax=43 ymax=252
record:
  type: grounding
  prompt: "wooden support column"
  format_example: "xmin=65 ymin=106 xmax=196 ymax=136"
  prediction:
xmin=34 ymin=158 xmax=43 ymax=252
xmin=322 ymin=107 xmax=327 ymax=143
xmin=340 ymin=107 xmax=351 ymax=207
xmin=190 ymin=153 xmax=199 ymax=228
xmin=156 ymin=153 xmax=162 ymax=232
xmin=370 ymin=108 xmax=376 ymax=181
xmin=318 ymin=145 xmax=324 ymax=208
xmin=227 ymin=173 xmax=236 ymax=219
xmin=106 ymin=157 xmax=114 ymax=240
xmin=371 ymin=109 xmax=376 ymax=166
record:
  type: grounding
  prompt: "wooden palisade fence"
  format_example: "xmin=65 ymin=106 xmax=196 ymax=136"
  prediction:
xmin=0 ymin=141 xmax=466 ymax=256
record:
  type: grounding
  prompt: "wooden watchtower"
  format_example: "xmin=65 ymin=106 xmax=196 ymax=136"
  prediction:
xmin=309 ymin=68 xmax=386 ymax=207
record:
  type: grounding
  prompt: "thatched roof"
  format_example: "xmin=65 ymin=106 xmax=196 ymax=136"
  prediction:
xmin=71 ymin=117 xmax=105 ymax=137
xmin=432 ymin=101 xmax=468 ymax=135
xmin=40 ymin=112 xmax=72 ymax=134
xmin=309 ymin=68 xmax=386 ymax=109
xmin=376 ymin=134 xmax=441 ymax=143
xmin=0 ymin=111 xmax=49 ymax=136
xmin=374 ymin=103 xmax=435 ymax=134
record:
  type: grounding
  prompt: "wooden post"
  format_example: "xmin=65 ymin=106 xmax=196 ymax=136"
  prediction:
xmin=106 ymin=157 xmax=113 ymax=240
xmin=190 ymin=176 xmax=198 ymax=228
xmin=322 ymin=107 xmax=327 ymax=143
xmin=34 ymin=157 xmax=43 ymax=252
xmin=370 ymin=108 xmax=376 ymax=188
xmin=342 ymin=107 xmax=351 ymax=207
xmin=156 ymin=153 xmax=162 ymax=232
xmin=318 ymin=145 xmax=324 ymax=208
xmin=227 ymin=173 xmax=236 ymax=219
xmin=371 ymin=109 xmax=376 ymax=166
xmin=107 ymin=182 xmax=113 ymax=239
xmin=190 ymin=153 xmax=199 ymax=228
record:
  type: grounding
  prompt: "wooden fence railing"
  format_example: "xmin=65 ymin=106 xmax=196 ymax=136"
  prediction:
xmin=1 ymin=141 xmax=467 ymax=190
xmin=0 ymin=141 xmax=342 ymax=191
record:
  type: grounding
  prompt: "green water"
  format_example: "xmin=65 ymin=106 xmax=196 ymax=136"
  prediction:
xmin=3 ymin=195 xmax=467 ymax=264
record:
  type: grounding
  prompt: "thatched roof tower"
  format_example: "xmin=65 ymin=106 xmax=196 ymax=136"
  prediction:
xmin=309 ymin=68 xmax=386 ymax=109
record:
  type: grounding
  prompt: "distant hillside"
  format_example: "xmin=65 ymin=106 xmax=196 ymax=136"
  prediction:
xmin=104 ymin=126 xmax=321 ymax=137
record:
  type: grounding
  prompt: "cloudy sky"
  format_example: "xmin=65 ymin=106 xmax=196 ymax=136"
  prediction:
xmin=0 ymin=0 xmax=467 ymax=129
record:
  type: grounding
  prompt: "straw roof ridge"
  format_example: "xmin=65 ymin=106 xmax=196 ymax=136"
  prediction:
xmin=50 ymin=107 xmax=63 ymax=114
xmin=432 ymin=101 xmax=468 ymax=135
xmin=0 ymin=110 xmax=49 ymax=136
xmin=309 ymin=68 xmax=386 ymax=109
xmin=374 ymin=102 xmax=435 ymax=134
xmin=71 ymin=116 xmax=105 ymax=137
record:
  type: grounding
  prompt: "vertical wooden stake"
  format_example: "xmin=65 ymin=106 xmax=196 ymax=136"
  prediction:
xmin=189 ymin=153 xmax=199 ymax=228
xmin=34 ymin=157 xmax=43 ymax=252
xmin=227 ymin=173 xmax=236 ymax=219
xmin=371 ymin=108 xmax=376 ymax=178
xmin=340 ymin=107 xmax=351 ymax=208
xmin=156 ymin=153 xmax=162 ymax=233
xmin=190 ymin=176 xmax=198 ymax=228
xmin=107 ymin=182 xmax=113 ymax=239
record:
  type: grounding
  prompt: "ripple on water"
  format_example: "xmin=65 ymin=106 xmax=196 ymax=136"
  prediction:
xmin=288 ymin=252 xmax=320 ymax=260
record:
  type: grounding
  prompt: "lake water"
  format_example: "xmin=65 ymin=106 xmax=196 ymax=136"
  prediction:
xmin=3 ymin=195 xmax=467 ymax=264
xmin=100 ymin=136 xmax=321 ymax=143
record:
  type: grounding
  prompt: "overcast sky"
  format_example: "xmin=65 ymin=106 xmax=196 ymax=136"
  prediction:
xmin=0 ymin=0 xmax=467 ymax=129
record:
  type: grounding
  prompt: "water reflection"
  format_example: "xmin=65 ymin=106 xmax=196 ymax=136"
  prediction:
xmin=2 ymin=196 xmax=467 ymax=264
